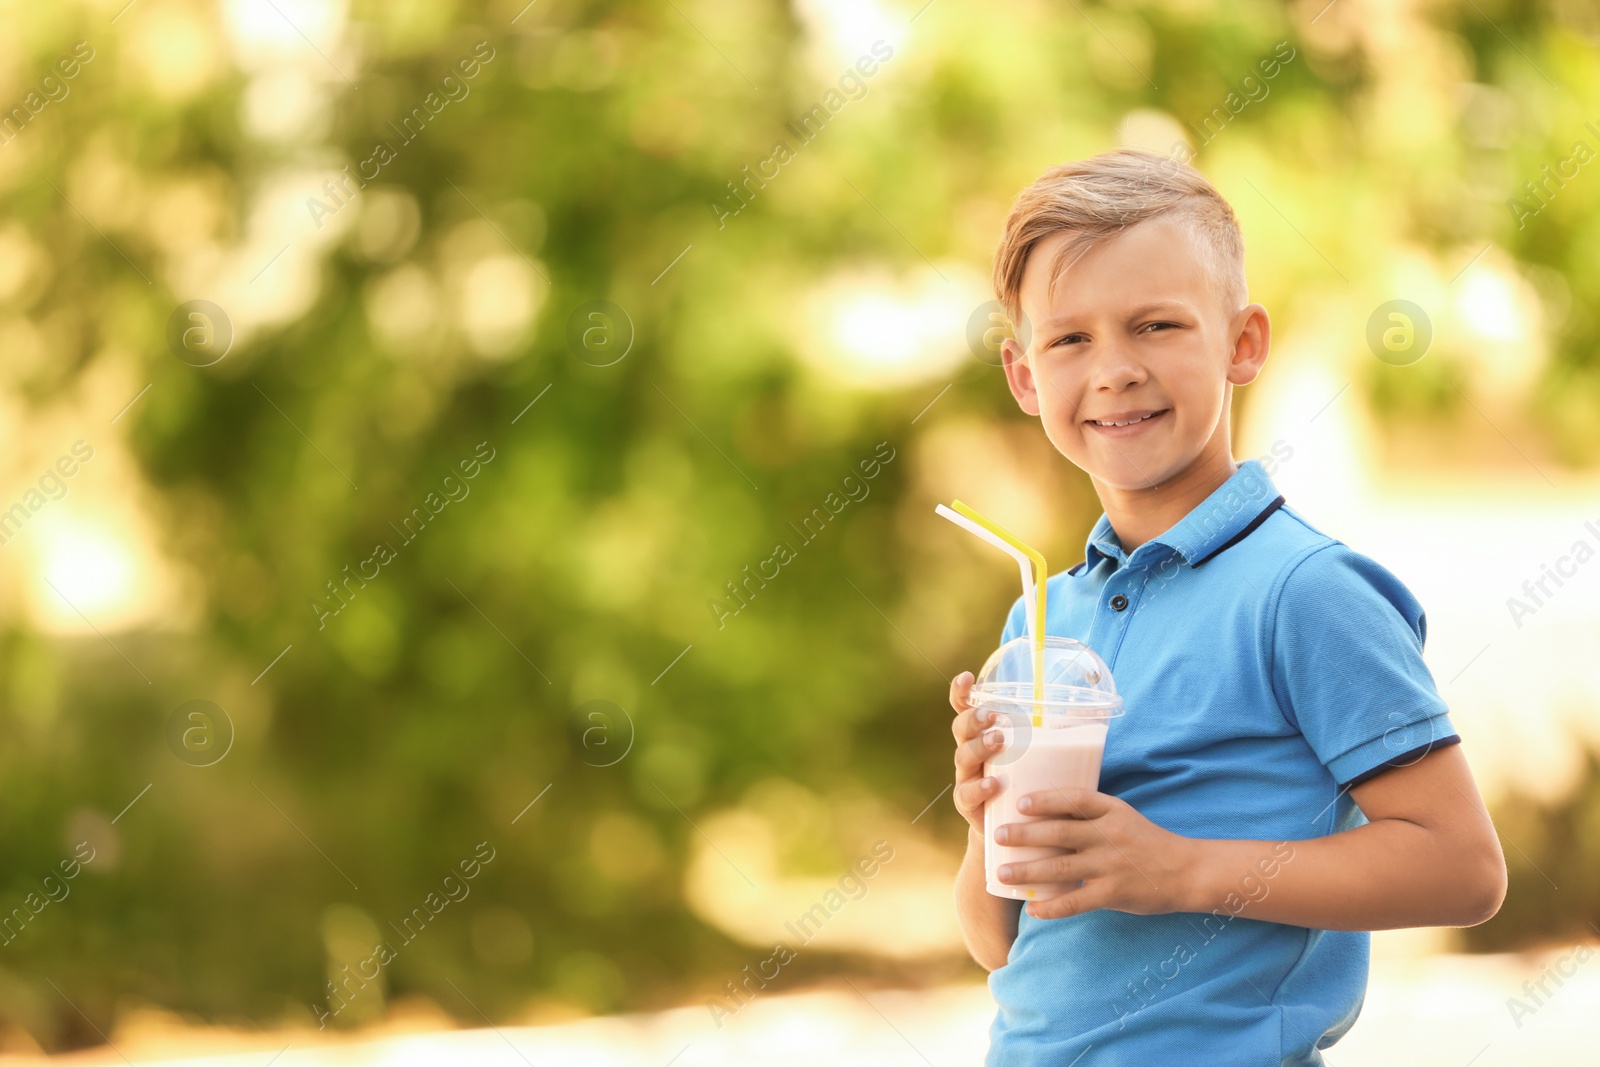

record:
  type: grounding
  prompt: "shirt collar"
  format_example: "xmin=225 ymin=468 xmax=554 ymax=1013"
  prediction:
xmin=1081 ymin=459 xmax=1286 ymax=572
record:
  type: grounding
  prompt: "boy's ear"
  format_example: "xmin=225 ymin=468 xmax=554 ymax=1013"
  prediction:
xmin=1000 ymin=337 xmax=1041 ymax=416
xmin=1227 ymin=303 xmax=1271 ymax=386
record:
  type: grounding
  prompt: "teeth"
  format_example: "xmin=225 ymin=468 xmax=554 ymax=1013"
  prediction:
xmin=1094 ymin=413 xmax=1157 ymax=427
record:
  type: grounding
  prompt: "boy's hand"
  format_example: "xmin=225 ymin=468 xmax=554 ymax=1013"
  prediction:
xmin=949 ymin=671 xmax=1003 ymax=836
xmin=995 ymin=787 xmax=1194 ymax=919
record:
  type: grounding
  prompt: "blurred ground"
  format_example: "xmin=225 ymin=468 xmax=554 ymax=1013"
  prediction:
xmin=11 ymin=944 xmax=1600 ymax=1067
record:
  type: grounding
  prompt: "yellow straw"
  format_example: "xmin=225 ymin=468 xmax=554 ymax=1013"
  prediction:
xmin=950 ymin=500 xmax=1048 ymax=727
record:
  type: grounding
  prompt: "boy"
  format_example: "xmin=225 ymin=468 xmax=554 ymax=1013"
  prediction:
xmin=947 ymin=148 xmax=1506 ymax=1065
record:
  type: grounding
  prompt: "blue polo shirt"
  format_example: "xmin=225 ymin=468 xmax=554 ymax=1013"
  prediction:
xmin=986 ymin=458 xmax=1459 ymax=1067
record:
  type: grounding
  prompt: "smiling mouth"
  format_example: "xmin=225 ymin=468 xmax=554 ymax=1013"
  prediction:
xmin=1087 ymin=410 xmax=1168 ymax=428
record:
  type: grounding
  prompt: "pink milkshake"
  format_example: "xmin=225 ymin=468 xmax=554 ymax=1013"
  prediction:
xmin=983 ymin=723 xmax=1109 ymax=900
xmin=968 ymin=635 xmax=1123 ymax=903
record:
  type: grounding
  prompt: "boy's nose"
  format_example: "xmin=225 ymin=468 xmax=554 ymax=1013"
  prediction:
xmin=1087 ymin=345 xmax=1147 ymax=392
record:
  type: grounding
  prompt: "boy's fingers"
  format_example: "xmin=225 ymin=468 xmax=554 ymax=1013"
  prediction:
xmin=996 ymin=850 xmax=1103 ymax=888
xmin=954 ymin=776 xmax=997 ymax=813
xmin=1024 ymin=880 xmax=1112 ymax=921
xmin=951 ymin=705 xmax=998 ymax=743
xmin=948 ymin=678 xmax=975 ymax=718
xmin=953 ymin=738 xmax=987 ymax=776
xmin=1016 ymin=786 xmax=1116 ymax=820
xmin=996 ymin=817 xmax=1096 ymax=850
xmin=956 ymin=729 xmax=1004 ymax=771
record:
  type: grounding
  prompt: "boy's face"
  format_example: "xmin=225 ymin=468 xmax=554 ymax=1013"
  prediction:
xmin=1000 ymin=216 xmax=1269 ymax=491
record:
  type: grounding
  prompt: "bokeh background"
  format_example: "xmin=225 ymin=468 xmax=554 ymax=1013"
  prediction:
xmin=1 ymin=0 xmax=1598 ymax=1063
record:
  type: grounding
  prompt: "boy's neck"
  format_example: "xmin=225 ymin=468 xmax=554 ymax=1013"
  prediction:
xmin=1090 ymin=445 xmax=1240 ymax=556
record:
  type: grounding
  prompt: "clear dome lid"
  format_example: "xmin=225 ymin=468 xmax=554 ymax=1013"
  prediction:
xmin=970 ymin=635 xmax=1123 ymax=725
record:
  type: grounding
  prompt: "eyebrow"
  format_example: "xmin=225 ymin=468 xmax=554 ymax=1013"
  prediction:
xmin=1037 ymin=300 xmax=1194 ymax=331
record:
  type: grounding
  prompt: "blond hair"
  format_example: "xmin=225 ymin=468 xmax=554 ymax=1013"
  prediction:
xmin=992 ymin=147 xmax=1246 ymax=329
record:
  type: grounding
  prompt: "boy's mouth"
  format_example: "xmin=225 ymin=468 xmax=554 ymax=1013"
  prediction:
xmin=1085 ymin=408 xmax=1169 ymax=437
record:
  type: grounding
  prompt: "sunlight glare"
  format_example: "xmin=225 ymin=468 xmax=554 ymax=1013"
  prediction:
xmin=36 ymin=520 xmax=139 ymax=627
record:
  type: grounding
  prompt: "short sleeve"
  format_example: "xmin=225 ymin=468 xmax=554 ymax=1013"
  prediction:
xmin=1269 ymin=543 xmax=1459 ymax=788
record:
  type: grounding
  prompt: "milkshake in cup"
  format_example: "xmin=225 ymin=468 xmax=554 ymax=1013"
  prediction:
xmin=970 ymin=635 xmax=1123 ymax=902
xmin=931 ymin=499 xmax=1122 ymax=900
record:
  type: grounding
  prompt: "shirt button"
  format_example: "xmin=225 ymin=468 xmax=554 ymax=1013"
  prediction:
xmin=1110 ymin=594 xmax=1129 ymax=612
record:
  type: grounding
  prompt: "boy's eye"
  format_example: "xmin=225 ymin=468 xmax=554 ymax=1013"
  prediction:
xmin=1048 ymin=322 xmax=1181 ymax=347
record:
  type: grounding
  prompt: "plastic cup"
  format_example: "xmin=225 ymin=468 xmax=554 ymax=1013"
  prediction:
xmin=970 ymin=636 xmax=1124 ymax=902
